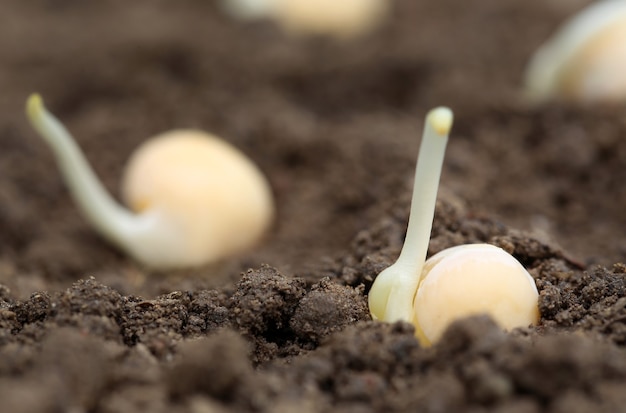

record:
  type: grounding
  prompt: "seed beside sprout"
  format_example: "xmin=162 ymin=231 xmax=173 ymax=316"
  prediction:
xmin=524 ymin=0 xmax=626 ymax=103
xmin=368 ymin=107 xmax=539 ymax=346
xmin=369 ymin=107 xmax=453 ymax=324
xmin=25 ymin=94 xmax=274 ymax=270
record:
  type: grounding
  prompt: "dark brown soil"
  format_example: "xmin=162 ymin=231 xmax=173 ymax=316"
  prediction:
xmin=2 ymin=0 xmax=626 ymax=411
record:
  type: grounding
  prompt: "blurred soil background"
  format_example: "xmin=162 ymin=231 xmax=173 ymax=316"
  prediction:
xmin=2 ymin=0 xmax=626 ymax=412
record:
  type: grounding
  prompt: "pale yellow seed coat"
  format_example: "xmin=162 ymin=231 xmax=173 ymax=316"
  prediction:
xmin=559 ymin=17 xmax=626 ymax=102
xmin=273 ymin=0 xmax=388 ymax=38
xmin=525 ymin=1 xmax=626 ymax=103
xmin=121 ymin=130 xmax=274 ymax=267
xmin=413 ymin=244 xmax=540 ymax=346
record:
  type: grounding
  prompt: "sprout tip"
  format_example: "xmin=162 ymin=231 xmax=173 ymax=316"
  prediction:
xmin=26 ymin=93 xmax=44 ymax=123
xmin=427 ymin=107 xmax=453 ymax=136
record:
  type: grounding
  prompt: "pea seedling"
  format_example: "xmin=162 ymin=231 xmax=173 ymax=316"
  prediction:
xmin=222 ymin=0 xmax=388 ymax=39
xmin=26 ymin=94 xmax=274 ymax=269
xmin=525 ymin=0 xmax=626 ymax=103
xmin=368 ymin=107 xmax=539 ymax=346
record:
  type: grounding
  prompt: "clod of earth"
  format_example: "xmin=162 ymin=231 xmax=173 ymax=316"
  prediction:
xmin=368 ymin=107 xmax=539 ymax=346
xmin=25 ymin=94 xmax=274 ymax=270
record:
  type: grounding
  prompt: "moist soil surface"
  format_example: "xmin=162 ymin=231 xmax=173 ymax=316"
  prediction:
xmin=2 ymin=0 xmax=626 ymax=412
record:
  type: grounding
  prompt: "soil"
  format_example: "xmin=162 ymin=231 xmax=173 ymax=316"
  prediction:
xmin=2 ymin=0 xmax=626 ymax=412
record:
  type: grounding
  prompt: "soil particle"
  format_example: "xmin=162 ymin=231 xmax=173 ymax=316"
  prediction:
xmin=228 ymin=265 xmax=306 ymax=363
xmin=290 ymin=277 xmax=370 ymax=344
xmin=120 ymin=290 xmax=192 ymax=358
xmin=504 ymin=334 xmax=626 ymax=400
xmin=229 ymin=265 xmax=305 ymax=337
xmin=286 ymin=320 xmax=504 ymax=413
xmin=13 ymin=291 xmax=52 ymax=326
xmin=186 ymin=289 xmax=230 ymax=335
xmin=0 ymin=326 xmax=118 ymax=413
xmin=0 ymin=308 xmax=18 ymax=345
xmin=538 ymin=264 xmax=626 ymax=343
xmin=416 ymin=317 xmax=626 ymax=413
xmin=167 ymin=329 xmax=257 ymax=406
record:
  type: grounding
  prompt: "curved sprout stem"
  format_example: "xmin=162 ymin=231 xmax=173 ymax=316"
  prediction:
xmin=368 ymin=107 xmax=453 ymax=323
xmin=25 ymin=94 xmax=140 ymax=251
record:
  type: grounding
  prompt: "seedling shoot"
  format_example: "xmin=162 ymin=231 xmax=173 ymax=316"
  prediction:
xmin=368 ymin=107 xmax=539 ymax=346
xmin=26 ymin=94 xmax=274 ymax=269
